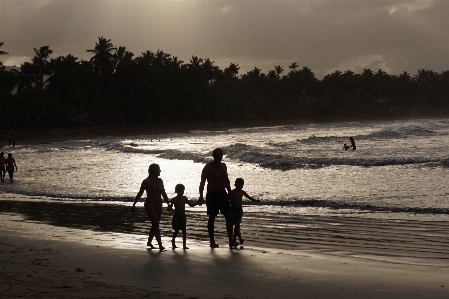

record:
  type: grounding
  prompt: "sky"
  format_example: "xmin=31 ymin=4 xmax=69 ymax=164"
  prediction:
xmin=1 ymin=0 xmax=449 ymax=78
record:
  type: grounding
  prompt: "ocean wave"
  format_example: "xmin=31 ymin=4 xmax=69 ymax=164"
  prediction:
xmin=260 ymin=198 xmax=449 ymax=215
xmin=364 ymin=125 xmax=435 ymax=140
xmin=224 ymin=143 xmax=441 ymax=168
xmin=3 ymin=189 xmax=448 ymax=215
xmin=265 ymin=125 xmax=436 ymax=147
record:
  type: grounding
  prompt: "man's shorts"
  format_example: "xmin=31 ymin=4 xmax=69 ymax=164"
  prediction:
xmin=172 ymin=214 xmax=187 ymax=230
xmin=206 ymin=191 xmax=231 ymax=216
xmin=231 ymin=207 xmax=243 ymax=224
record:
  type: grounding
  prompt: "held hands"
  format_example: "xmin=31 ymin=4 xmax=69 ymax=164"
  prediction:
xmin=198 ymin=196 xmax=205 ymax=206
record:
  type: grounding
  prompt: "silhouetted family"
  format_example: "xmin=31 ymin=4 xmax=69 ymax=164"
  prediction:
xmin=132 ymin=148 xmax=260 ymax=251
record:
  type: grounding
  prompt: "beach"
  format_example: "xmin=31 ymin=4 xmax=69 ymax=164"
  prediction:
xmin=1 ymin=118 xmax=449 ymax=298
xmin=1 ymin=197 xmax=448 ymax=298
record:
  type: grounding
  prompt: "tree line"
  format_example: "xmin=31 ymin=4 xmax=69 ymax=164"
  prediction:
xmin=1 ymin=38 xmax=449 ymax=130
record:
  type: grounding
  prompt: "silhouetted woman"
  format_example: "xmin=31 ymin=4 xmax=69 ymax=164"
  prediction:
xmin=349 ymin=137 xmax=356 ymax=150
xmin=132 ymin=164 xmax=171 ymax=250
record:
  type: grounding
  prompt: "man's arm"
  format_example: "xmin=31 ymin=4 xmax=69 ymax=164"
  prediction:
xmin=243 ymin=191 xmax=260 ymax=203
xmin=198 ymin=166 xmax=207 ymax=205
xmin=185 ymin=196 xmax=196 ymax=207
xmin=224 ymin=164 xmax=231 ymax=193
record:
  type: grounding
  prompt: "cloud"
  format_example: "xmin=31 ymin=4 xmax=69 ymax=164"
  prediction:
xmin=325 ymin=55 xmax=392 ymax=76
xmin=220 ymin=5 xmax=231 ymax=13
xmin=1 ymin=0 xmax=449 ymax=78
xmin=386 ymin=0 xmax=434 ymax=15
xmin=3 ymin=56 xmax=29 ymax=67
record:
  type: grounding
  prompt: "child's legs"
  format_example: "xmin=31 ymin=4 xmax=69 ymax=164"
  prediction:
xmin=234 ymin=223 xmax=241 ymax=241
xmin=172 ymin=230 xmax=179 ymax=247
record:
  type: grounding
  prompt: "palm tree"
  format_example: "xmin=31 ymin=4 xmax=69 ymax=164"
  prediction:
xmin=48 ymin=54 xmax=80 ymax=106
xmin=274 ymin=65 xmax=284 ymax=79
xmin=0 ymin=42 xmax=8 ymax=56
xmin=189 ymin=56 xmax=203 ymax=68
xmin=17 ymin=62 xmax=38 ymax=94
xmin=32 ymin=46 xmax=53 ymax=92
xmin=114 ymin=46 xmax=134 ymax=70
xmin=288 ymin=62 xmax=298 ymax=73
xmin=86 ymin=37 xmax=116 ymax=98
xmin=224 ymin=63 xmax=239 ymax=78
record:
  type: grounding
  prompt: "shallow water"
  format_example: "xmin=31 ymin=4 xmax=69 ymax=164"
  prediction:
xmin=2 ymin=118 xmax=449 ymax=221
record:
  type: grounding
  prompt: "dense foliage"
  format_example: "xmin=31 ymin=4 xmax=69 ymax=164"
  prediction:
xmin=1 ymin=38 xmax=449 ymax=129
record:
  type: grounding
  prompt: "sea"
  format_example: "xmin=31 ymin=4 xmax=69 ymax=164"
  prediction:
xmin=1 ymin=118 xmax=449 ymax=222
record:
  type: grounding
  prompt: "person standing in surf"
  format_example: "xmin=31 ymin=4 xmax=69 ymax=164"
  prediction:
xmin=131 ymin=164 xmax=172 ymax=251
xmin=198 ymin=148 xmax=235 ymax=248
xmin=0 ymin=152 xmax=6 ymax=182
xmin=5 ymin=153 xmax=17 ymax=183
xmin=349 ymin=137 xmax=356 ymax=150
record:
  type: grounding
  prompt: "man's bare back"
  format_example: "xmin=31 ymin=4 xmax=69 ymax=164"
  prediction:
xmin=199 ymin=148 xmax=231 ymax=204
xmin=202 ymin=162 xmax=229 ymax=192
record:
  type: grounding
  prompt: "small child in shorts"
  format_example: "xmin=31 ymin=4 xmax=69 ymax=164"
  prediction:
xmin=229 ymin=178 xmax=260 ymax=248
xmin=169 ymin=184 xmax=196 ymax=250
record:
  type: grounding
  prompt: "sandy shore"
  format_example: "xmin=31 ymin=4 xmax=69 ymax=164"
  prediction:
xmin=1 ymin=197 xmax=448 ymax=298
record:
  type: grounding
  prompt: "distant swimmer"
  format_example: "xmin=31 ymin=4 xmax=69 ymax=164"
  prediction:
xmin=342 ymin=143 xmax=350 ymax=151
xmin=349 ymin=137 xmax=356 ymax=150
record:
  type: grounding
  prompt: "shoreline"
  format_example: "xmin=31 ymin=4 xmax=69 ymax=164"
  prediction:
xmin=6 ymin=114 xmax=448 ymax=147
xmin=1 ymin=197 xmax=449 ymax=298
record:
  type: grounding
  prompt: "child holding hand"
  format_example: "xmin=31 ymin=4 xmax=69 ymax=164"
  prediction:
xmin=170 ymin=184 xmax=196 ymax=249
xmin=229 ymin=178 xmax=260 ymax=248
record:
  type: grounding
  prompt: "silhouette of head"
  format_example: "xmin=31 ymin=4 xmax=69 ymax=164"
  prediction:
xmin=175 ymin=184 xmax=185 ymax=192
xmin=148 ymin=164 xmax=160 ymax=177
xmin=212 ymin=148 xmax=223 ymax=163
xmin=235 ymin=178 xmax=244 ymax=189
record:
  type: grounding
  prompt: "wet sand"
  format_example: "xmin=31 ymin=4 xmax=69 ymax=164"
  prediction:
xmin=1 ymin=197 xmax=448 ymax=298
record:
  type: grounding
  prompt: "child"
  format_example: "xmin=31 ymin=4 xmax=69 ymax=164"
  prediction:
xmin=169 ymin=184 xmax=196 ymax=250
xmin=229 ymin=178 xmax=260 ymax=248
xmin=342 ymin=143 xmax=350 ymax=150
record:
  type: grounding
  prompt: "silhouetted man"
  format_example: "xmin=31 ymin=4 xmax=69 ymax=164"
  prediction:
xmin=198 ymin=148 xmax=234 ymax=248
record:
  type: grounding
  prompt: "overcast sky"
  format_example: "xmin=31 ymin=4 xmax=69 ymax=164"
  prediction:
xmin=1 ymin=0 xmax=448 ymax=78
